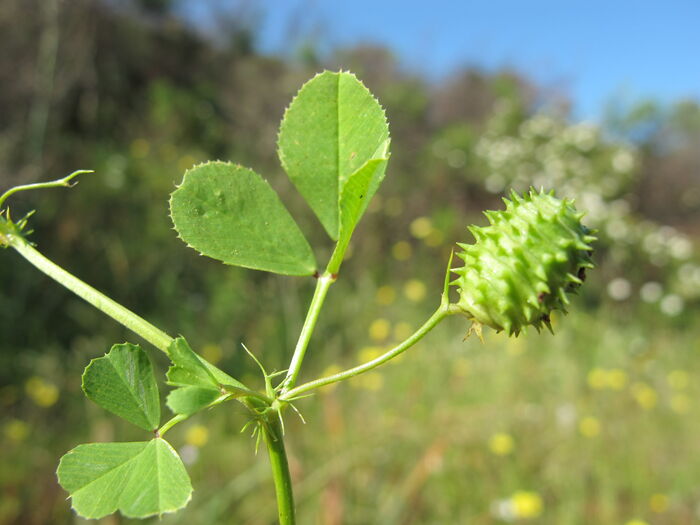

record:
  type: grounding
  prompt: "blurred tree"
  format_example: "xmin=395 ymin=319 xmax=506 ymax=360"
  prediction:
xmin=604 ymin=98 xmax=700 ymax=229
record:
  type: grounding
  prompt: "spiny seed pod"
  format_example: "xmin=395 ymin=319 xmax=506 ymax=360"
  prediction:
xmin=452 ymin=188 xmax=596 ymax=336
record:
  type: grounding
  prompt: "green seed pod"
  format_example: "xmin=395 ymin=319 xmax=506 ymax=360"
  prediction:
xmin=452 ymin=188 xmax=596 ymax=336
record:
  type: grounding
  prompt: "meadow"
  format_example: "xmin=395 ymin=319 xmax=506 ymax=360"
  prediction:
xmin=2 ymin=2 xmax=700 ymax=524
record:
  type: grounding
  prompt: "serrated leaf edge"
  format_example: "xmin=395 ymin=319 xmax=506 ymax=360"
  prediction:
xmin=276 ymin=70 xmax=391 ymax=240
xmin=81 ymin=343 xmax=160 ymax=431
xmin=169 ymin=160 xmax=317 ymax=276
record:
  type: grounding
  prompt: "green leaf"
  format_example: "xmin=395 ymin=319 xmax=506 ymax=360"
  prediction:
xmin=170 ymin=161 xmax=316 ymax=276
xmin=202 ymin=359 xmax=247 ymax=390
xmin=82 ymin=343 xmax=160 ymax=431
xmin=57 ymin=439 xmax=192 ymax=519
xmin=327 ymin=158 xmax=389 ymax=273
xmin=166 ymin=337 xmax=218 ymax=389
xmin=166 ymin=386 xmax=222 ymax=416
xmin=278 ymin=71 xmax=390 ymax=240
xmin=166 ymin=337 xmax=251 ymax=416
xmin=166 ymin=336 xmax=247 ymax=391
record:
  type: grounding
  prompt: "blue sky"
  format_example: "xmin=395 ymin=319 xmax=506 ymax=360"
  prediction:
xmin=245 ymin=0 xmax=700 ymax=121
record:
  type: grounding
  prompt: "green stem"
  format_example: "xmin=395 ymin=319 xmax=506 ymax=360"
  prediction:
xmin=0 ymin=170 xmax=92 ymax=210
xmin=263 ymin=416 xmax=296 ymax=525
xmin=7 ymin=235 xmax=173 ymax=353
xmin=281 ymin=304 xmax=457 ymax=401
xmin=157 ymin=414 xmax=188 ymax=437
xmin=280 ymin=273 xmax=335 ymax=393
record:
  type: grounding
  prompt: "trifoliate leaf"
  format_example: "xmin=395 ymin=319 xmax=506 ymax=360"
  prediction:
xmin=57 ymin=439 xmax=192 ymax=519
xmin=82 ymin=343 xmax=160 ymax=431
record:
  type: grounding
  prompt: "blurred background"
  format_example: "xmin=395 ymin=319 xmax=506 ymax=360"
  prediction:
xmin=1 ymin=1 xmax=700 ymax=523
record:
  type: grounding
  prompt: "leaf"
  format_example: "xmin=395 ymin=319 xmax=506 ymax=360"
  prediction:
xmin=166 ymin=337 xmax=218 ymax=389
xmin=166 ymin=386 xmax=222 ymax=416
xmin=166 ymin=337 xmax=251 ymax=416
xmin=82 ymin=343 xmax=160 ymax=431
xmin=278 ymin=71 xmax=390 ymax=240
xmin=170 ymin=161 xmax=316 ymax=276
xmin=166 ymin=337 xmax=247 ymax=391
xmin=201 ymin=359 xmax=247 ymax=391
xmin=327 ymin=157 xmax=389 ymax=273
xmin=57 ymin=439 xmax=192 ymax=519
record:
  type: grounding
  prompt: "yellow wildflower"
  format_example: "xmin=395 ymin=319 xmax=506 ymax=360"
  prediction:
xmin=4 ymin=419 xmax=29 ymax=442
xmin=368 ymin=319 xmax=391 ymax=342
xmin=631 ymin=382 xmax=658 ymax=410
xmin=410 ymin=217 xmax=433 ymax=239
xmin=25 ymin=376 xmax=59 ymax=408
xmin=358 ymin=346 xmax=383 ymax=363
xmin=649 ymin=493 xmax=668 ymax=513
xmin=607 ymin=368 xmax=628 ymax=390
xmin=392 ymin=241 xmax=412 ymax=261
xmin=488 ymin=433 xmax=515 ymax=456
xmin=587 ymin=368 xmax=607 ymax=390
xmin=511 ymin=491 xmax=543 ymax=519
xmin=578 ymin=416 xmax=601 ymax=438
xmin=393 ymin=322 xmax=413 ymax=341
xmin=667 ymin=370 xmax=689 ymax=390
xmin=374 ymin=284 xmax=396 ymax=306
xmin=375 ymin=285 xmax=396 ymax=305
xmin=185 ymin=425 xmax=209 ymax=448
xmin=404 ymin=279 xmax=427 ymax=302
xmin=587 ymin=368 xmax=627 ymax=390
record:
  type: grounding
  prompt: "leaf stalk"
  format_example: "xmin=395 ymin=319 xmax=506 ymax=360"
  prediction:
xmin=280 ymin=272 xmax=335 ymax=393
xmin=7 ymin=236 xmax=173 ymax=353
xmin=280 ymin=302 xmax=459 ymax=401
